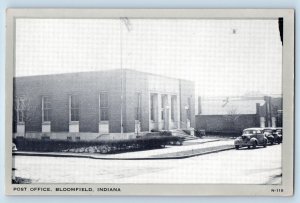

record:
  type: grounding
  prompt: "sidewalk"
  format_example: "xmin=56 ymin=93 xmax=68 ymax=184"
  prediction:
xmin=14 ymin=138 xmax=235 ymax=160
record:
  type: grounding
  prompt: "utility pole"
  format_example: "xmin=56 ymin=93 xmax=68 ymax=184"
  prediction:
xmin=120 ymin=17 xmax=131 ymax=136
xmin=120 ymin=18 xmax=124 ymax=135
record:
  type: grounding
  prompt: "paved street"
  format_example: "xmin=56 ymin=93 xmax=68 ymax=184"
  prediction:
xmin=14 ymin=144 xmax=281 ymax=184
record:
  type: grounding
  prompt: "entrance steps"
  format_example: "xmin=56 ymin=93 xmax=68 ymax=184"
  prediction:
xmin=170 ymin=129 xmax=199 ymax=141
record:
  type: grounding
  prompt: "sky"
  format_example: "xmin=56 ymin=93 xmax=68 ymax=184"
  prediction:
xmin=15 ymin=18 xmax=282 ymax=97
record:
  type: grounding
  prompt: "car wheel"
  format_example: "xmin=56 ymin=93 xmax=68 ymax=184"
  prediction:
xmin=247 ymin=146 xmax=250 ymax=149
xmin=263 ymin=143 xmax=267 ymax=148
xmin=252 ymin=142 xmax=257 ymax=149
xmin=235 ymin=145 xmax=239 ymax=150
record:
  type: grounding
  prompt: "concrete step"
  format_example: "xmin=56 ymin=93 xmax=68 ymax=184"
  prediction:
xmin=171 ymin=129 xmax=199 ymax=141
xmin=183 ymin=136 xmax=198 ymax=141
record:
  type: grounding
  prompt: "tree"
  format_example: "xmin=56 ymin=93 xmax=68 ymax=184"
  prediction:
xmin=223 ymin=107 xmax=240 ymax=132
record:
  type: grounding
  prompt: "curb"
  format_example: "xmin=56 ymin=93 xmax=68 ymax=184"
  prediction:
xmin=184 ymin=139 xmax=220 ymax=144
xmin=13 ymin=145 xmax=234 ymax=160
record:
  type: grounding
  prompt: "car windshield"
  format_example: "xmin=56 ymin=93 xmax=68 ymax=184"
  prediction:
xmin=243 ymin=130 xmax=261 ymax=134
xmin=243 ymin=130 xmax=252 ymax=134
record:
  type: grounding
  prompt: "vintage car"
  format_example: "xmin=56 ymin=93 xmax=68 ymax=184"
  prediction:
xmin=234 ymin=128 xmax=268 ymax=149
xmin=12 ymin=143 xmax=18 ymax=152
xmin=276 ymin=127 xmax=282 ymax=135
xmin=263 ymin=127 xmax=282 ymax=144
xmin=276 ymin=127 xmax=283 ymax=143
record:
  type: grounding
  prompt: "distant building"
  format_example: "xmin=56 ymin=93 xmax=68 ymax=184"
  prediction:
xmin=13 ymin=69 xmax=195 ymax=140
xmin=196 ymin=96 xmax=282 ymax=135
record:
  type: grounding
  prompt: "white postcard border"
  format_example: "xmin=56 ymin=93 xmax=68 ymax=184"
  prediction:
xmin=5 ymin=8 xmax=295 ymax=196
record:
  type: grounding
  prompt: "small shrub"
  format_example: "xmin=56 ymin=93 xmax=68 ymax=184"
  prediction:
xmin=195 ymin=130 xmax=206 ymax=138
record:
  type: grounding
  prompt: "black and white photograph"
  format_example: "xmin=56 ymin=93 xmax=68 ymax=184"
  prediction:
xmin=5 ymin=9 xmax=294 ymax=196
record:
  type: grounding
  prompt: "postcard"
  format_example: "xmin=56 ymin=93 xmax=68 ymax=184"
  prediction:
xmin=5 ymin=9 xmax=294 ymax=196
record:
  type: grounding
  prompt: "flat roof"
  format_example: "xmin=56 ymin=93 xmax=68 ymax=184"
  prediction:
xmin=13 ymin=68 xmax=194 ymax=83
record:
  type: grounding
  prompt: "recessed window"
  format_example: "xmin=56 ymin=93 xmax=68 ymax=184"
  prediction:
xmin=16 ymin=97 xmax=25 ymax=123
xmin=100 ymin=92 xmax=109 ymax=121
xmin=150 ymin=94 xmax=156 ymax=121
xmin=42 ymin=96 xmax=51 ymax=122
xmin=70 ymin=95 xmax=79 ymax=122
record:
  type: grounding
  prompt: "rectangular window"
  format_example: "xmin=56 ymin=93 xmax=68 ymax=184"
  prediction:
xmin=100 ymin=92 xmax=109 ymax=121
xmin=135 ymin=93 xmax=141 ymax=121
xmin=150 ymin=94 xmax=156 ymax=121
xmin=42 ymin=96 xmax=51 ymax=122
xmin=16 ymin=97 xmax=25 ymax=123
xmin=171 ymin=95 xmax=176 ymax=121
xmin=70 ymin=95 xmax=79 ymax=121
